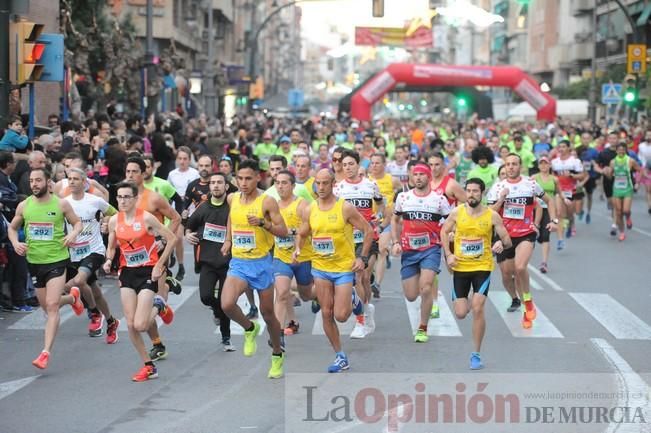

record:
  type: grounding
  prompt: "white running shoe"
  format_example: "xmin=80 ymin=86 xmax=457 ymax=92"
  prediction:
xmin=350 ymin=320 xmax=367 ymax=339
xmin=365 ymin=304 xmax=376 ymax=334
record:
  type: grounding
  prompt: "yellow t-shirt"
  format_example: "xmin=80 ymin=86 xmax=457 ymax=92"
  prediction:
xmin=230 ymin=193 xmax=274 ymax=259
xmin=274 ymin=198 xmax=312 ymax=263
xmin=452 ymin=205 xmax=494 ymax=272
xmin=309 ymin=199 xmax=355 ymax=273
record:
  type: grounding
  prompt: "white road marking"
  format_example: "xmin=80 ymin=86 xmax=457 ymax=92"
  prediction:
xmin=9 ymin=285 xmax=112 ymax=330
xmin=530 ymin=277 xmax=544 ymax=291
xmin=489 ymin=291 xmax=563 ymax=338
xmin=527 ymin=265 xmax=564 ymax=291
xmin=0 ymin=375 xmax=40 ymax=401
xmin=591 ymin=338 xmax=651 ymax=433
xmin=404 ymin=293 xmax=462 ymax=337
xmin=216 ymin=291 xmax=267 ymax=336
xmin=570 ymin=293 xmax=651 ymax=340
xmin=590 ymin=208 xmax=651 ymax=238
xmin=119 ymin=285 xmax=199 ymax=332
xmin=311 ymin=308 xmax=357 ymax=335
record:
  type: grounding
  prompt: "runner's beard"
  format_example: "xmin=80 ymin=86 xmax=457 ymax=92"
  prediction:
xmin=467 ymin=198 xmax=480 ymax=208
xmin=32 ymin=187 xmax=47 ymax=198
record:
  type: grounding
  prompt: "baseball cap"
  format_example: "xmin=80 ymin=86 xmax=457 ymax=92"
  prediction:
xmin=539 ymin=155 xmax=550 ymax=163
xmin=279 ymin=135 xmax=290 ymax=143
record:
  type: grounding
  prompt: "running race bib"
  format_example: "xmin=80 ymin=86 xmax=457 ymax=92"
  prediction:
xmin=203 ymin=223 xmax=226 ymax=243
xmin=614 ymin=175 xmax=629 ymax=189
xmin=124 ymin=246 xmax=150 ymax=267
xmin=233 ymin=230 xmax=256 ymax=250
xmin=460 ymin=238 xmax=484 ymax=257
xmin=503 ymin=203 xmax=525 ymax=220
xmin=312 ymin=236 xmax=335 ymax=256
xmin=69 ymin=241 xmax=91 ymax=262
xmin=353 ymin=229 xmax=364 ymax=244
xmin=407 ymin=233 xmax=430 ymax=250
xmin=28 ymin=222 xmax=54 ymax=241
xmin=275 ymin=235 xmax=295 ymax=250
xmin=562 ymin=190 xmax=573 ymax=199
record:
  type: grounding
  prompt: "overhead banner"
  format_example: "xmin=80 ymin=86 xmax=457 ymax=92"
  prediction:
xmin=354 ymin=26 xmax=433 ymax=48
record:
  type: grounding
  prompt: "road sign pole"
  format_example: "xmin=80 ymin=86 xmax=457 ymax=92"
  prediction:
xmin=28 ymin=82 xmax=34 ymax=139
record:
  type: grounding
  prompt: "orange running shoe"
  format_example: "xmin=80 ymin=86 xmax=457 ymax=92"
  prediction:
xmin=618 ymin=233 xmax=626 ymax=242
xmin=69 ymin=287 xmax=84 ymax=316
xmin=106 ymin=318 xmax=120 ymax=344
xmin=132 ymin=364 xmax=158 ymax=382
xmin=284 ymin=320 xmax=300 ymax=336
xmin=32 ymin=351 xmax=50 ymax=369
xmin=524 ymin=299 xmax=537 ymax=321
xmin=154 ymin=296 xmax=174 ymax=325
xmin=522 ymin=313 xmax=533 ymax=329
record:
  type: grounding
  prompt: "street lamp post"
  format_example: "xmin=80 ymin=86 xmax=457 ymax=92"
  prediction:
xmin=204 ymin=2 xmax=217 ymax=119
xmin=142 ymin=0 xmax=155 ymax=118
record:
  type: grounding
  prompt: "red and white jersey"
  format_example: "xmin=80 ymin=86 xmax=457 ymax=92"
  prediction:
xmin=551 ymin=156 xmax=583 ymax=197
xmin=486 ymin=177 xmax=544 ymax=238
xmin=394 ymin=189 xmax=451 ymax=252
xmin=334 ymin=177 xmax=383 ymax=222
xmin=431 ymin=175 xmax=457 ymax=206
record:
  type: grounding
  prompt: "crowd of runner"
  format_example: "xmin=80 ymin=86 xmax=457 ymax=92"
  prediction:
xmin=1 ymin=111 xmax=650 ymax=380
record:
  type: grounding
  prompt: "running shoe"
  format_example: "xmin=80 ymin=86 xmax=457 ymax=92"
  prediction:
xmin=539 ymin=262 xmax=548 ymax=274
xmin=328 ymin=352 xmax=350 ymax=373
xmin=106 ymin=318 xmax=119 ymax=344
xmin=88 ymin=313 xmax=104 ymax=337
xmin=221 ymin=338 xmax=236 ymax=352
xmin=577 ymin=211 xmax=584 ymax=221
xmin=619 ymin=232 xmax=626 ymax=242
xmin=166 ymin=275 xmax=182 ymax=295
xmin=610 ymin=225 xmax=617 ymax=237
xmin=175 ymin=264 xmax=185 ymax=281
xmin=585 ymin=213 xmax=591 ymax=224
xmin=556 ymin=239 xmax=565 ymax=251
xmin=32 ymin=351 xmax=49 ymax=370
xmin=284 ymin=320 xmax=300 ymax=335
xmin=243 ymin=321 xmax=261 ymax=357
xmin=414 ymin=329 xmax=429 ymax=343
xmin=132 ymin=364 xmax=158 ymax=382
xmin=371 ymin=282 xmax=381 ymax=299
xmin=9 ymin=305 xmax=34 ymax=313
xmin=522 ymin=313 xmax=533 ymax=329
xmin=507 ymin=298 xmax=521 ymax=313
xmin=565 ymin=226 xmax=573 ymax=239
xmin=470 ymin=352 xmax=484 ymax=370
xmin=268 ymin=353 xmax=284 ymax=379
xmin=311 ymin=299 xmax=321 ymax=314
xmin=351 ymin=290 xmax=363 ymax=316
xmin=626 ymin=215 xmax=633 ymax=229
xmin=246 ymin=305 xmax=259 ymax=319
xmin=69 ymin=286 xmax=84 ymax=316
xmin=350 ymin=319 xmax=367 ymax=339
xmin=430 ymin=304 xmax=440 ymax=319
xmin=571 ymin=227 xmax=577 ymax=237
xmin=212 ymin=316 xmax=221 ymax=327
xmin=267 ymin=333 xmax=286 ymax=352
xmin=154 ymin=296 xmax=174 ymax=325
xmin=365 ymin=304 xmax=376 ymax=334
xmin=524 ymin=299 xmax=536 ymax=321
xmin=149 ymin=343 xmax=167 ymax=361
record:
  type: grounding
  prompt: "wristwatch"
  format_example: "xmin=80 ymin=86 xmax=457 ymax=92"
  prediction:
xmin=551 ymin=218 xmax=559 ymax=224
xmin=360 ymin=255 xmax=369 ymax=268
xmin=258 ymin=219 xmax=265 ymax=227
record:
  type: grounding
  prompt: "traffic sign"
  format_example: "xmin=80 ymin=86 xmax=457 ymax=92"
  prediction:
xmin=288 ymin=88 xmax=304 ymax=108
xmin=601 ymin=83 xmax=622 ymax=104
xmin=627 ymin=43 xmax=647 ymax=74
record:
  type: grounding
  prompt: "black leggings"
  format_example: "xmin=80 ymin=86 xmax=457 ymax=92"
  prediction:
xmin=199 ymin=264 xmax=231 ymax=339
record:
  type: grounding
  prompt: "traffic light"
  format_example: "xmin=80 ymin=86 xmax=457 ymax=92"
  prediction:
xmin=623 ymin=75 xmax=639 ymax=106
xmin=456 ymin=96 xmax=468 ymax=108
xmin=623 ymin=87 xmax=637 ymax=104
xmin=9 ymin=20 xmax=45 ymax=84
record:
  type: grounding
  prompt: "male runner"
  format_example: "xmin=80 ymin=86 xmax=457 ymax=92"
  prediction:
xmin=334 ymin=150 xmax=384 ymax=339
xmin=391 ymin=163 xmax=451 ymax=343
xmin=125 ymin=156 xmax=182 ymax=361
xmin=184 ymin=154 xmax=213 ymax=216
xmin=8 ymin=168 xmax=84 ymax=369
xmin=54 ymin=152 xmax=109 ymax=201
xmin=551 ymin=139 xmax=586 ymax=246
xmin=103 ymin=182 xmax=176 ymax=382
xmin=185 ymin=172 xmax=234 ymax=351
xmin=487 ymin=153 xmax=558 ymax=328
xmin=441 ymin=178 xmax=511 ymax=369
xmin=63 ymin=168 xmax=120 ymax=342
xmin=331 ymin=147 xmax=346 ymax=183
xmin=220 ymin=160 xmax=288 ymax=379
xmin=294 ymin=154 xmax=317 ymax=200
xmin=295 ymin=169 xmax=371 ymax=372
xmin=387 ymin=145 xmax=410 ymax=188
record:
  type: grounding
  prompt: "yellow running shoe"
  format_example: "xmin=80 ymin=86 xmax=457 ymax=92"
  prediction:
xmin=414 ymin=329 xmax=429 ymax=343
xmin=268 ymin=353 xmax=284 ymax=379
xmin=243 ymin=321 xmax=261 ymax=357
xmin=430 ymin=304 xmax=440 ymax=319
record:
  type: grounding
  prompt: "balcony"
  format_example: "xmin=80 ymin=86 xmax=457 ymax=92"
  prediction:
xmin=571 ymin=42 xmax=593 ymax=60
xmin=571 ymin=0 xmax=593 ymax=16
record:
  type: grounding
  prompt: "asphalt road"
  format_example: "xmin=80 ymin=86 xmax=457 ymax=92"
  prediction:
xmin=0 ymin=194 xmax=650 ymax=433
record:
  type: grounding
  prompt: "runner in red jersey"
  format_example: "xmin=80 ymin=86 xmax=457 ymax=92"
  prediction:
xmin=391 ymin=163 xmax=451 ymax=342
xmin=486 ymin=153 xmax=558 ymax=329
xmin=426 ymin=151 xmax=467 ymax=207
xmin=551 ymin=139 xmax=586 ymax=243
xmin=334 ymin=149 xmax=384 ymax=339
xmin=103 ymin=182 xmax=177 ymax=382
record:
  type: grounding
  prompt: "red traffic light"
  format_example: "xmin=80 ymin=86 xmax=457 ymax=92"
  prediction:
xmin=25 ymin=43 xmax=46 ymax=63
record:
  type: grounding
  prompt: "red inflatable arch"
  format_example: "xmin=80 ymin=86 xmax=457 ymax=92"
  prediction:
xmin=350 ymin=63 xmax=556 ymax=121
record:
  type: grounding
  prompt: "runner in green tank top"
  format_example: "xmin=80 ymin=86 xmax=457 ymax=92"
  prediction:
xmin=534 ymin=156 xmax=562 ymax=273
xmin=8 ymin=168 xmax=83 ymax=370
xmin=607 ymin=143 xmax=640 ymax=241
